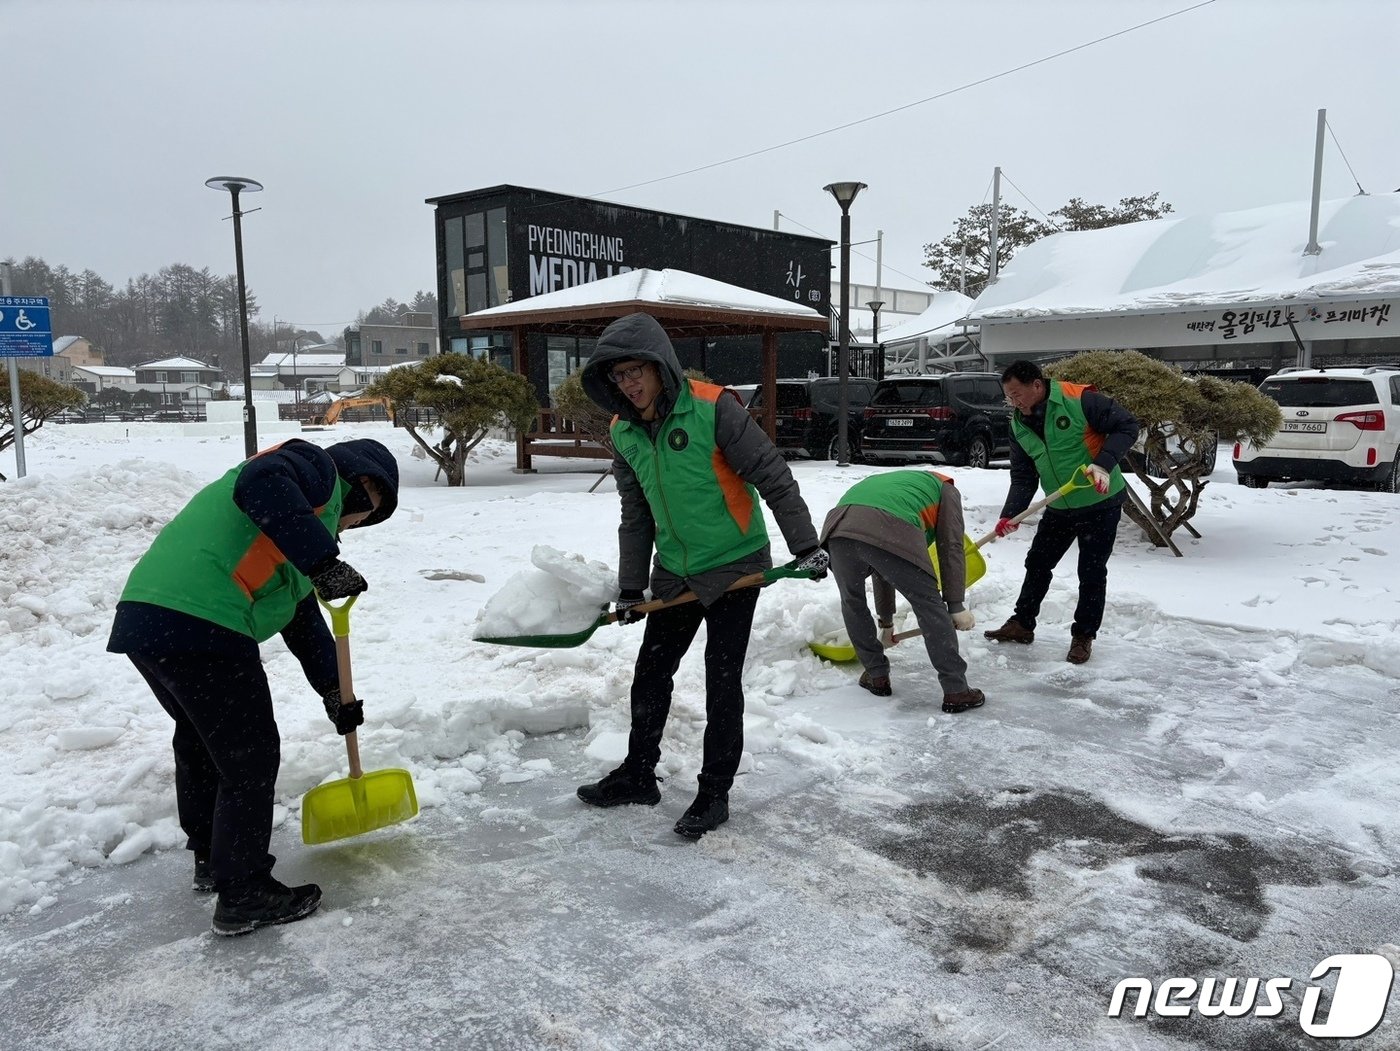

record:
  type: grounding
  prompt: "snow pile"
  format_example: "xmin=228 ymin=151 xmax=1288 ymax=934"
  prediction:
xmin=471 ymin=544 xmax=618 ymax=639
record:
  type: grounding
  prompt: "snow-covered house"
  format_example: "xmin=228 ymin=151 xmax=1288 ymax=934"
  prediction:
xmin=69 ymin=364 xmax=137 ymax=394
xmin=15 ymin=335 xmax=103 ymax=383
xmin=968 ymin=192 xmax=1400 ymax=374
xmin=873 ymin=290 xmax=977 ymax=374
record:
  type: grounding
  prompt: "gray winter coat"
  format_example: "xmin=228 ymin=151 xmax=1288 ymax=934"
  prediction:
xmin=581 ymin=312 xmax=819 ymax=606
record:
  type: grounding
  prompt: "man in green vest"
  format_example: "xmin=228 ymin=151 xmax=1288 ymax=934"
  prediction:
xmin=576 ymin=312 xmax=826 ymax=840
xmin=107 ymin=438 xmax=399 ymax=935
xmin=820 ymin=470 xmax=986 ymax=713
xmin=983 ymin=360 xmax=1139 ymax=664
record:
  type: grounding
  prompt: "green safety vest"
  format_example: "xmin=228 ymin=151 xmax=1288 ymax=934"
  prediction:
xmin=120 ymin=462 xmax=345 ymax=641
xmin=836 ymin=470 xmax=952 ymax=545
xmin=1011 ymin=381 xmax=1123 ymax=509
xmin=611 ymin=379 xmax=769 ymax=577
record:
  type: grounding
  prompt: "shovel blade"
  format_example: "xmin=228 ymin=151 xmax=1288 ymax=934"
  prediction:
xmin=807 ymin=535 xmax=986 ymax=663
xmin=301 ymin=767 xmax=419 ymax=845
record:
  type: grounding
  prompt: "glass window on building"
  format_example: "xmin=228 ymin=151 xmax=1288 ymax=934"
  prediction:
xmin=445 ymin=216 xmax=465 ymax=318
xmin=417 ymin=342 xmax=430 ymax=356
xmin=372 ymin=340 xmax=383 ymax=356
xmin=487 ymin=207 xmax=508 ymax=306
xmin=395 ymin=347 xmax=408 ymax=356
xmin=545 ymin=336 xmax=597 ymax=396
xmin=181 ymin=371 xmax=197 ymax=383
xmin=450 ymin=337 xmax=470 ymax=356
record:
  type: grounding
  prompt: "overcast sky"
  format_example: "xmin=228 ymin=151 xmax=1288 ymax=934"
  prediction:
xmin=5 ymin=0 xmax=1397 ymax=334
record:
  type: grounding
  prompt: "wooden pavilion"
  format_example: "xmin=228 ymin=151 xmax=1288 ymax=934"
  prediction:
xmin=460 ymin=268 xmax=830 ymax=471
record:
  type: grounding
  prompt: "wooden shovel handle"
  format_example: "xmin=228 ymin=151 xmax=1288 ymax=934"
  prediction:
xmin=608 ymin=565 xmax=810 ymax=623
xmin=322 ymin=596 xmax=364 ymax=780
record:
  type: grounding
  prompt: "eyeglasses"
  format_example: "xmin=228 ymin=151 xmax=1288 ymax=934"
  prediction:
xmin=608 ymin=364 xmax=648 ymax=385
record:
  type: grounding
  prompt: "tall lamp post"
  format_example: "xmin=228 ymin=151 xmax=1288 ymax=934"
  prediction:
xmin=205 ymin=176 xmax=263 ymax=457
xmin=823 ymin=181 xmax=866 ymax=466
xmin=867 ymin=299 xmax=885 ymax=381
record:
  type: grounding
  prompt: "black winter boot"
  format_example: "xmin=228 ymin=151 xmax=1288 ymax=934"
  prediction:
xmin=212 ymin=875 xmax=322 ymax=937
xmin=577 ymin=764 xmax=660 ymax=808
xmin=674 ymin=793 xmax=729 ymax=840
xmin=193 ymin=852 xmax=216 ymax=893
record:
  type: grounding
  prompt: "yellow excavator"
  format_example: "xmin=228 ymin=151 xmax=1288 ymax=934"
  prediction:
xmin=312 ymin=395 xmax=394 ymax=426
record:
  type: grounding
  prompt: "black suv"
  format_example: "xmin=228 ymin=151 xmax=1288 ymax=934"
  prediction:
xmin=748 ymin=377 xmax=878 ymax=460
xmin=860 ymin=372 xmax=1012 ymax=468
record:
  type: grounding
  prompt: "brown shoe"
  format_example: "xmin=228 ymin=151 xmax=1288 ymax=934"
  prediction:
xmin=1066 ymin=636 xmax=1093 ymax=664
xmin=858 ymin=670 xmax=892 ymax=697
xmin=984 ymin=617 xmax=1034 ymax=644
xmin=942 ymin=688 xmax=986 ymax=714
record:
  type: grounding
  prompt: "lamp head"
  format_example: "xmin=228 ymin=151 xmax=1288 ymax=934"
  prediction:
xmin=823 ymin=181 xmax=867 ymax=209
xmin=866 ymin=299 xmax=885 ymax=314
xmin=205 ymin=176 xmax=264 ymax=195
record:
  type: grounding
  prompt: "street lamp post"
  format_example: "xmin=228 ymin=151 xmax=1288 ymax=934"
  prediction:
xmin=867 ymin=299 xmax=885 ymax=381
xmin=823 ymin=181 xmax=866 ymax=466
xmin=205 ymin=175 xmax=263 ymax=457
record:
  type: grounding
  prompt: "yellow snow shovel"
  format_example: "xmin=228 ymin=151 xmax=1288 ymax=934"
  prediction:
xmin=808 ymin=469 xmax=1093 ymax=663
xmin=301 ymin=595 xmax=419 ymax=845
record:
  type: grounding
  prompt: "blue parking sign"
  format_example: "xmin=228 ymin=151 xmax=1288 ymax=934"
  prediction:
xmin=0 ymin=296 xmax=54 ymax=357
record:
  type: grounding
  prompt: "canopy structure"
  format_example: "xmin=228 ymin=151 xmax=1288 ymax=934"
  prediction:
xmin=874 ymin=290 xmax=977 ymax=373
xmin=462 ymin=268 xmax=830 ymax=470
xmin=968 ymin=192 xmax=1400 ymax=366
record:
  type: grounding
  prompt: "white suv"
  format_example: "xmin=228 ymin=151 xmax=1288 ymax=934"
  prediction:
xmin=1233 ymin=364 xmax=1400 ymax=492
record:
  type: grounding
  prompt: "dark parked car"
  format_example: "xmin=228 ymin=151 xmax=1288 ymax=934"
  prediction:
xmin=748 ymin=377 xmax=878 ymax=460
xmin=860 ymin=372 xmax=1012 ymax=468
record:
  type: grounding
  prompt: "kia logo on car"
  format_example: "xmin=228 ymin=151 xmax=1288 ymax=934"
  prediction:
xmin=1296 ymin=410 xmax=1310 ymax=417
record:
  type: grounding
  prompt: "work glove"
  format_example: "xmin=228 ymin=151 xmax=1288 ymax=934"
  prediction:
xmin=878 ymin=621 xmax=894 ymax=647
xmin=1085 ymin=464 xmax=1112 ymax=494
xmin=994 ymin=517 xmax=1019 ymax=538
xmin=949 ymin=605 xmax=975 ymax=631
xmin=792 ymin=547 xmax=830 ymax=581
xmin=310 ymin=559 xmax=368 ymax=600
xmin=615 ymin=589 xmax=647 ymax=625
xmin=321 ymin=688 xmax=365 ymax=736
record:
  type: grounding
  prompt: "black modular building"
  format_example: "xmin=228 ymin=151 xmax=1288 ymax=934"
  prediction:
xmin=425 ymin=185 xmax=833 ymax=398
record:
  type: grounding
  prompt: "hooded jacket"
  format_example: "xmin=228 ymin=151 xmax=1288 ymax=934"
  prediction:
xmin=108 ymin=439 xmax=400 ymax=691
xmin=582 ymin=312 xmax=818 ymax=606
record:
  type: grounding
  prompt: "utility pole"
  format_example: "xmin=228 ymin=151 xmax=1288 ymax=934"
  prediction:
xmin=1305 ymin=108 xmax=1326 ymax=256
xmin=988 ymin=166 xmax=1003 ymax=285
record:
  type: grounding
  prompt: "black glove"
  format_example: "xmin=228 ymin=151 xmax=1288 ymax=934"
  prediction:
xmin=321 ymin=688 xmax=365 ymax=735
xmin=792 ymin=547 xmax=830 ymax=581
xmin=311 ymin=559 xmax=368 ymax=600
xmin=615 ymin=589 xmax=647 ymax=625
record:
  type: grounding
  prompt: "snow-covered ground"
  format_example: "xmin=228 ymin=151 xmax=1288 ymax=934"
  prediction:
xmin=2 ymin=421 xmax=1398 ymax=1050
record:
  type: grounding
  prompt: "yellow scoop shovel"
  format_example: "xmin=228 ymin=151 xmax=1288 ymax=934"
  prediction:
xmin=301 ymin=595 xmax=419 ymax=845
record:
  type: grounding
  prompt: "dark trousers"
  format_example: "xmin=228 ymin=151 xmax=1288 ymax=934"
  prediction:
xmin=127 ymin=651 xmax=280 ymax=891
xmin=626 ymin=587 xmax=760 ymax=798
xmin=1013 ymin=501 xmax=1123 ymax=638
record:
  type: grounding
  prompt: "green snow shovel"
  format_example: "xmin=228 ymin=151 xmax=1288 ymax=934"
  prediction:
xmin=475 ymin=564 xmax=815 ymax=649
xmin=808 ymin=468 xmax=1095 ymax=662
xmin=301 ymin=595 xmax=419 ymax=846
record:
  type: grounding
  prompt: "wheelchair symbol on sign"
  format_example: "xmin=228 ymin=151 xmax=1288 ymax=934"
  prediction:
xmin=13 ymin=310 xmax=36 ymax=331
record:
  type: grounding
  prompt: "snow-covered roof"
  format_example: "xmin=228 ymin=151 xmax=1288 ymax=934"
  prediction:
xmin=51 ymin=336 xmax=82 ymax=354
xmin=224 ymin=386 xmax=301 ymax=403
xmin=970 ymin=192 xmax=1400 ymax=322
xmin=464 ymin=268 xmax=824 ymax=321
xmin=875 ymin=291 xmax=976 ymax=347
xmin=258 ymin=352 xmax=345 ymax=368
xmin=70 ymin=364 xmax=135 ymax=378
xmin=136 ymin=356 xmax=217 ymax=370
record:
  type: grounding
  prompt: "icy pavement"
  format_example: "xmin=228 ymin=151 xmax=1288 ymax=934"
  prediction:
xmin=4 ymin=607 xmax=1398 ymax=1051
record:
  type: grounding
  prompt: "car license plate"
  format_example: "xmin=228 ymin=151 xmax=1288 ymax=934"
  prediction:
xmin=1281 ymin=421 xmax=1326 ymax=433
xmin=887 ymin=418 xmax=914 ymax=427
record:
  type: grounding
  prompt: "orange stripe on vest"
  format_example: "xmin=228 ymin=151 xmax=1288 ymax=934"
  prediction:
xmin=711 ymin=449 xmax=755 ymax=534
